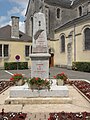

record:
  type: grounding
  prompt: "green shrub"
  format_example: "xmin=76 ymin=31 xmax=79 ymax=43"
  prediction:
xmin=4 ymin=62 xmax=28 ymax=70
xmin=72 ymin=62 xmax=90 ymax=72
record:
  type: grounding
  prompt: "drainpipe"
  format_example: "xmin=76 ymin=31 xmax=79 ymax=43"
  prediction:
xmin=74 ymin=23 xmax=76 ymax=62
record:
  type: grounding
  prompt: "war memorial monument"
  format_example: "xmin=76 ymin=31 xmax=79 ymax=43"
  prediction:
xmin=5 ymin=12 xmax=72 ymax=104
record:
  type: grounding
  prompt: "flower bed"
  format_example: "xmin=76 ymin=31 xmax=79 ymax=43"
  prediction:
xmin=0 ymin=81 xmax=14 ymax=94
xmin=48 ymin=112 xmax=90 ymax=120
xmin=0 ymin=111 xmax=90 ymax=120
xmin=10 ymin=74 xmax=25 ymax=86
xmin=10 ymin=74 xmax=24 ymax=81
xmin=54 ymin=72 xmax=68 ymax=80
xmin=27 ymin=77 xmax=50 ymax=90
xmin=72 ymin=80 xmax=90 ymax=101
xmin=0 ymin=110 xmax=27 ymax=120
xmin=54 ymin=72 xmax=68 ymax=85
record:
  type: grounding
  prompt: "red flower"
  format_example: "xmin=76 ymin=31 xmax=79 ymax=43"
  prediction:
xmin=61 ymin=72 xmax=65 ymax=75
xmin=28 ymin=77 xmax=50 ymax=90
xmin=53 ymin=76 xmax=56 ymax=78
xmin=10 ymin=78 xmax=14 ymax=81
xmin=54 ymin=72 xmax=68 ymax=80
xmin=35 ymin=77 xmax=39 ymax=80
xmin=10 ymin=73 xmax=23 ymax=81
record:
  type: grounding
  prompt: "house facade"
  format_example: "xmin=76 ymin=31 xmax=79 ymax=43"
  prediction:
xmin=25 ymin=0 xmax=90 ymax=68
xmin=0 ymin=16 xmax=32 ymax=69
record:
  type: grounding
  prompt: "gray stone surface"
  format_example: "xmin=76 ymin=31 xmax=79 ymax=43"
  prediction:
xmin=30 ymin=12 xmax=50 ymax=79
xmin=30 ymin=53 xmax=50 ymax=79
xmin=25 ymin=0 xmax=89 ymax=39
xmin=32 ymin=12 xmax=48 ymax=53
xmin=9 ymin=82 xmax=69 ymax=98
xmin=5 ymin=97 xmax=72 ymax=104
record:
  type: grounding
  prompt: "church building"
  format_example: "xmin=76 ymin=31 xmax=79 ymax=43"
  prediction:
xmin=25 ymin=0 xmax=90 ymax=69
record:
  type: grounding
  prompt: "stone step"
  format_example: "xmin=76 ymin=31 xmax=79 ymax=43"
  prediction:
xmin=5 ymin=97 xmax=72 ymax=104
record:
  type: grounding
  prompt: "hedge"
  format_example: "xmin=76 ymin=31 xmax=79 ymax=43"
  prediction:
xmin=4 ymin=62 xmax=28 ymax=70
xmin=72 ymin=62 xmax=90 ymax=72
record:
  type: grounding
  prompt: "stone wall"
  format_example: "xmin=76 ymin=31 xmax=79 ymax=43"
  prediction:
xmin=25 ymin=0 xmax=89 ymax=40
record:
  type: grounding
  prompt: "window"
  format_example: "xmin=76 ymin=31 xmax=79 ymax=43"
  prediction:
xmin=57 ymin=8 xmax=60 ymax=19
xmin=79 ymin=6 xmax=82 ymax=16
xmin=0 ymin=44 xmax=9 ymax=57
xmin=0 ymin=44 xmax=2 ymax=57
xmin=25 ymin=45 xmax=30 ymax=57
xmin=31 ymin=45 xmax=32 ymax=53
xmin=84 ymin=28 xmax=90 ymax=50
xmin=19 ymin=34 xmax=22 ymax=38
xmin=31 ymin=17 xmax=33 ymax=36
xmin=61 ymin=35 xmax=65 ymax=52
xmin=25 ymin=45 xmax=32 ymax=57
xmin=4 ymin=45 xmax=9 ymax=57
xmin=88 ymin=2 xmax=90 ymax=12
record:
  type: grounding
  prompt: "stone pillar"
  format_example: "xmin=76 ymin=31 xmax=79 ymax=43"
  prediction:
xmin=30 ymin=12 xmax=50 ymax=79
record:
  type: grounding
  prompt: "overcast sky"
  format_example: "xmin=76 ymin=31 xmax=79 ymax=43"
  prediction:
xmin=0 ymin=0 xmax=29 ymax=32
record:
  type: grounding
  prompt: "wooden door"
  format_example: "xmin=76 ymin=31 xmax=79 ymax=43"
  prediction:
xmin=49 ymin=53 xmax=54 ymax=67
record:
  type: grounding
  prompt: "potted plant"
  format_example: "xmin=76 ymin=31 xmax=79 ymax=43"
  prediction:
xmin=10 ymin=73 xmax=25 ymax=86
xmin=27 ymin=77 xmax=50 ymax=90
xmin=54 ymin=72 xmax=68 ymax=85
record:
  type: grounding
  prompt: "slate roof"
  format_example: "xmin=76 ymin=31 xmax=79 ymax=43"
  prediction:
xmin=71 ymin=0 xmax=88 ymax=8
xmin=55 ymin=12 xmax=90 ymax=32
xmin=25 ymin=0 xmax=82 ymax=16
xmin=45 ymin=0 xmax=87 ymax=8
xmin=0 ymin=25 xmax=32 ymax=42
xmin=45 ymin=0 xmax=72 ymax=8
xmin=25 ymin=0 xmax=73 ymax=16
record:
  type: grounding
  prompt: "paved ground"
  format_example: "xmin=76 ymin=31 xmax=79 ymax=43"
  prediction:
xmin=0 ymin=85 xmax=90 ymax=119
xmin=0 ymin=67 xmax=90 ymax=81
xmin=0 ymin=67 xmax=90 ymax=119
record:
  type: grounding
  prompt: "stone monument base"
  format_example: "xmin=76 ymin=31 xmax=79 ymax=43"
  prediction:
xmin=9 ymin=84 xmax=69 ymax=98
xmin=5 ymin=82 xmax=72 ymax=104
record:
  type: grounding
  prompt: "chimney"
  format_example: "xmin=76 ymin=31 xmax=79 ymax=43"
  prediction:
xmin=11 ymin=16 xmax=19 ymax=39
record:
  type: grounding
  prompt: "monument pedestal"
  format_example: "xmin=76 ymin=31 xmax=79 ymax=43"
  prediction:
xmin=30 ymin=53 xmax=50 ymax=79
xmin=8 ymin=84 xmax=69 ymax=98
xmin=5 ymin=81 xmax=72 ymax=104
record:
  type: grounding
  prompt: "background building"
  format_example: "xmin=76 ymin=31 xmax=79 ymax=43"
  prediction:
xmin=0 ymin=16 xmax=32 ymax=69
xmin=25 ymin=0 xmax=90 ymax=69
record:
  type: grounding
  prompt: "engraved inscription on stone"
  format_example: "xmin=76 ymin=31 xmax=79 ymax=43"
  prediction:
xmin=31 ymin=58 xmax=49 ymax=79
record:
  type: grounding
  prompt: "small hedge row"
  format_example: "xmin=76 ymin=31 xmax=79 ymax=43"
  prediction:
xmin=72 ymin=62 xmax=90 ymax=72
xmin=4 ymin=62 xmax=28 ymax=70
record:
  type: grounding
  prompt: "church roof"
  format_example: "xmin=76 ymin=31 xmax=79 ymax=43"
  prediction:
xmin=55 ymin=12 xmax=90 ymax=32
xmin=45 ymin=0 xmax=72 ymax=8
xmin=71 ymin=0 xmax=85 ymax=8
xmin=0 ymin=25 xmax=32 ymax=42
xmin=25 ymin=0 xmax=73 ymax=16
xmin=25 ymin=0 xmax=84 ymax=16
